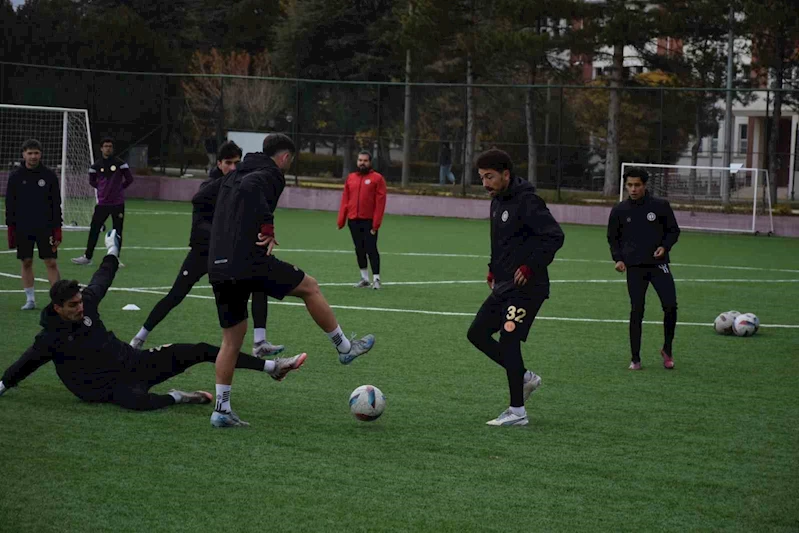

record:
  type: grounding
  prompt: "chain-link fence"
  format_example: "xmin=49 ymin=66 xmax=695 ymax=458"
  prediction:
xmin=1 ymin=62 xmax=796 ymax=200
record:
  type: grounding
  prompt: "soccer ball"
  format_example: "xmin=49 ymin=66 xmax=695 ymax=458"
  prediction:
xmin=733 ymin=313 xmax=760 ymax=337
xmin=349 ymin=385 xmax=386 ymax=421
xmin=713 ymin=312 xmax=736 ymax=335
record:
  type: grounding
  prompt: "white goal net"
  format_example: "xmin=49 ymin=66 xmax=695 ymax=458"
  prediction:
xmin=0 ymin=104 xmax=96 ymax=229
xmin=619 ymin=162 xmax=775 ymax=235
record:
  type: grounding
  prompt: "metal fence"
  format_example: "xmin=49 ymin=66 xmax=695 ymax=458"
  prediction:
xmin=1 ymin=62 xmax=797 ymax=199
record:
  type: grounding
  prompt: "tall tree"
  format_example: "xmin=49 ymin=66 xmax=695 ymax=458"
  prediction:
xmin=483 ymin=0 xmax=576 ymax=185
xmin=742 ymin=0 xmax=799 ymax=205
xmin=574 ymin=0 xmax=660 ymax=196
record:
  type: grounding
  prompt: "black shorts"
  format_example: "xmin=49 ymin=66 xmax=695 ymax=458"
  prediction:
xmin=471 ymin=286 xmax=548 ymax=342
xmin=212 ymin=257 xmax=305 ymax=328
xmin=17 ymin=229 xmax=57 ymax=260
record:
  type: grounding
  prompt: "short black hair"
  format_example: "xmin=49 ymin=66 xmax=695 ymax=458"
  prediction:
xmin=50 ymin=279 xmax=81 ymax=306
xmin=217 ymin=141 xmax=242 ymax=162
xmin=357 ymin=150 xmax=372 ymax=161
xmin=262 ymin=133 xmax=296 ymax=157
xmin=100 ymin=137 xmax=114 ymax=147
xmin=623 ymin=166 xmax=649 ymax=184
xmin=475 ymin=149 xmax=513 ymax=174
xmin=21 ymin=139 xmax=42 ymax=152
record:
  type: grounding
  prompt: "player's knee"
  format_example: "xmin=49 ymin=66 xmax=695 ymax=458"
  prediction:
xmin=662 ymin=303 xmax=678 ymax=314
xmin=466 ymin=323 xmax=489 ymax=347
xmin=297 ymin=275 xmax=320 ymax=297
xmin=20 ymin=258 xmax=33 ymax=268
xmin=43 ymin=258 xmax=57 ymax=268
xmin=630 ymin=306 xmax=645 ymax=320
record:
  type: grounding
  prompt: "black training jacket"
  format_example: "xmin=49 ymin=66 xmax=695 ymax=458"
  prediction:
xmin=488 ymin=176 xmax=565 ymax=291
xmin=4 ymin=163 xmax=62 ymax=231
xmin=1 ymin=256 xmax=134 ymax=402
xmin=607 ymin=192 xmax=680 ymax=266
xmin=208 ymin=153 xmax=286 ymax=282
xmin=188 ymin=166 xmax=224 ymax=249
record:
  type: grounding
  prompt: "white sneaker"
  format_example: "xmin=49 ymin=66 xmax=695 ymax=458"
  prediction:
xmin=130 ymin=336 xmax=145 ymax=350
xmin=71 ymin=255 xmax=92 ymax=265
xmin=372 ymin=279 xmax=381 ymax=290
xmin=486 ymin=409 xmax=529 ymax=426
xmin=267 ymin=352 xmax=308 ymax=381
xmin=353 ymin=279 xmax=370 ymax=288
xmin=253 ymin=341 xmax=285 ymax=358
xmin=210 ymin=410 xmax=250 ymax=428
xmin=523 ymin=373 xmax=542 ymax=403
xmin=21 ymin=301 xmax=36 ymax=311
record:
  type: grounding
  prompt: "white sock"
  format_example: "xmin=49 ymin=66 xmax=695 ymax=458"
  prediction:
xmin=524 ymin=370 xmax=534 ymax=383
xmin=136 ymin=327 xmax=150 ymax=341
xmin=373 ymin=274 xmax=380 ymax=282
xmin=254 ymin=328 xmax=266 ymax=344
xmin=168 ymin=390 xmax=183 ymax=403
xmin=24 ymin=287 xmax=35 ymax=302
xmin=327 ymin=325 xmax=351 ymax=354
xmin=215 ymin=384 xmax=232 ymax=413
xmin=263 ymin=360 xmax=276 ymax=373
xmin=509 ymin=406 xmax=526 ymax=416
xmin=360 ymin=268 xmax=368 ymax=281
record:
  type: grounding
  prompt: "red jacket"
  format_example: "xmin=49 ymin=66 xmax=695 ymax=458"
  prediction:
xmin=337 ymin=170 xmax=387 ymax=230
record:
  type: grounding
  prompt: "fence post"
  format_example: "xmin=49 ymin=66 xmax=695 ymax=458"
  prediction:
xmin=658 ymin=87 xmax=664 ymax=164
xmin=294 ymin=79 xmax=300 ymax=185
xmin=376 ymin=84 xmax=382 ymax=170
xmin=160 ymin=76 xmax=167 ymax=173
xmin=557 ymin=85 xmax=563 ymax=202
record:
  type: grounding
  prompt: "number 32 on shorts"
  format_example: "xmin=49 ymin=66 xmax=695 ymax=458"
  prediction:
xmin=505 ymin=306 xmax=527 ymax=323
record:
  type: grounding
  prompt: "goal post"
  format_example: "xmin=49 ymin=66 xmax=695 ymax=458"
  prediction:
xmin=0 ymin=104 xmax=96 ymax=230
xmin=619 ymin=162 xmax=775 ymax=235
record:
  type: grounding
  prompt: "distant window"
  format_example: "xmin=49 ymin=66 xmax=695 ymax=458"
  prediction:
xmin=738 ymin=124 xmax=748 ymax=155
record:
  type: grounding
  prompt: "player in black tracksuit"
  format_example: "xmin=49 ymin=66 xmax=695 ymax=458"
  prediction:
xmin=5 ymin=139 xmax=63 ymax=310
xmin=607 ymin=166 xmax=680 ymax=370
xmin=207 ymin=134 xmax=374 ymax=428
xmin=0 ymin=233 xmax=296 ymax=411
xmin=129 ymin=142 xmax=280 ymax=357
xmin=467 ymin=149 xmax=565 ymax=427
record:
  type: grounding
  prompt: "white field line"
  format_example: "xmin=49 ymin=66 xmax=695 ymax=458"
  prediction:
xmin=1 ymin=274 xmax=797 ymax=329
xmin=1 ymin=246 xmax=798 ymax=275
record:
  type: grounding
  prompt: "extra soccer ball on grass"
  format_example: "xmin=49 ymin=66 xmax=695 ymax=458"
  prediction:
xmin=713 ymin=310 xmax=740 ymax=335
xmin=349 ymin=385 xmax=386 ymax=421
xmin=733 ymin=313 xmax=760 ymax=337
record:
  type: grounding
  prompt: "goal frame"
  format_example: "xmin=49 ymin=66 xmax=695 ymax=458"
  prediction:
xmin=1 ymin=104 xmax=96 ymax=231
xmin=619 ymin=162 xmax=775 ymax=235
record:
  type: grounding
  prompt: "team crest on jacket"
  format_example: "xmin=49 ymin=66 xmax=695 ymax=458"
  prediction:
xmin=111 ymin=165 xmax=117 ymax=172
xmin=38 ymin=179 xmax=45 ymax=187
xmin=647 ymin=212 xmax=656 ymax=222
xmin=501 ymin=210 xmax=509 ymax=222
xmin=365 ymin=179 xmax=371 ymax=185
xmin=83 ymin=316 xmax=93 ymax=327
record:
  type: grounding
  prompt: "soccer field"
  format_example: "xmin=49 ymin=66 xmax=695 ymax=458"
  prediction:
xmin=0 ymin=200 xmax=797 ymax=532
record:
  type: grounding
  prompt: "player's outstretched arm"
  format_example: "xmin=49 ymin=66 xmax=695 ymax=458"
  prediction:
xmin=1 ymin=339 xmax=54 ymax=395
xmin=81 ymin=255 xmax=120 ymax=311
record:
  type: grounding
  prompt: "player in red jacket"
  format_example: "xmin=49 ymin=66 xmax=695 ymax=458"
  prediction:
xmin=337 ymin=151 xmax=387 ymax=289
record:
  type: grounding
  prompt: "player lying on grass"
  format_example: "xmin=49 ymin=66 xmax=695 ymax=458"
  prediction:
xmin=0 ymin=230 xmax=306 ymax=411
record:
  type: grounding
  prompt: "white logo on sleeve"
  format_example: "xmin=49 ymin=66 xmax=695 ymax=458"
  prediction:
xmin=501 ymin=210 xmax=509 ymax=222
xmin=83 ymin=316 xmax=93 ymax=327
xmin=647 ymin=212 xmax=656 ymax=222
xmin=38 ymin=179 xmax=45 ymax=187
xmin=110 ymin=165 xmax=117 ymax=172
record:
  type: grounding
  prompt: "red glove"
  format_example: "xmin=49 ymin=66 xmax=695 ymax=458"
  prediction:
xmin=517 ymin=265 xmax=532 ymax=280
xmin=486 ymin=271 xmax=494 ymax=284
xmin=51 ymin=227 xmax=62 ymax=250
xmin=7 ymin=226 xmax=16 ymax=249
xmin=259 ymin=224 xmax=275 ymax=238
